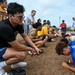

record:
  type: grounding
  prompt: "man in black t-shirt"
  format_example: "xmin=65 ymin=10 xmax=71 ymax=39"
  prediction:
xmin=0 ymin=2 xmax=40 ymax=75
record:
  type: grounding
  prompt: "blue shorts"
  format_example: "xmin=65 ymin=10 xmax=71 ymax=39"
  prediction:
xmin=0 ymin=47 xmax=7 ymax=62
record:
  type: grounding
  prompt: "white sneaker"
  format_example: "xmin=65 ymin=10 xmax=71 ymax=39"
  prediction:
xmin=11 ymin=62 xmax=27 ymax=69
xmin=51 ymin=39 xmax=55 ymax=41
xmin=28 ymin=51 xmax=37 ymax=55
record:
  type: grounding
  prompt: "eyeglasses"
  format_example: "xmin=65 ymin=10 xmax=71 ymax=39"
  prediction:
xmin=15 ymin=16 xmax=25 ymax=20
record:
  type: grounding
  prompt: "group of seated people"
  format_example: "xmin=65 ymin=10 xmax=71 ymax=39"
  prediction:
xmin=22 ymin=19 xmax=63 ymax=55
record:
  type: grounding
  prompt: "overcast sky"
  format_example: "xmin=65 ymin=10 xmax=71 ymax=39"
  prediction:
xmin=7 ymin=0 xmax=75 ymax=28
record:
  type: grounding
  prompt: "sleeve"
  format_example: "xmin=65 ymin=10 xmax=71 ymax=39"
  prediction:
xmin=37 ymin=31 xmax=43 ymax=37
xmin=16 ymin=25 xmax=24 ymax=34
xmin=28 ymin=15 xmax=33 ymax=20
xmin=43 ymin=27 xmax=48 ymax=35
xmin=25 ymin=15 xmax=33 ymax=25
xmin=0 ymin=27 xmax=15 ymax=42
xmin=28 ymin=30 xmax=36 ymax=39
xmin=69 ymin=40 xmax=75 ymax=46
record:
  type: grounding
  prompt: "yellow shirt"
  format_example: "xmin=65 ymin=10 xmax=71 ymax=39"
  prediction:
xmin=0 ymin=6 xmax=6 ymax=13
xmin=37 ymin=26 xmax=48 ymax=37
xmin=0 ymin=6 xmax=7 ymax=21
xmin=28 ymin=28 xmax=38 ymax=39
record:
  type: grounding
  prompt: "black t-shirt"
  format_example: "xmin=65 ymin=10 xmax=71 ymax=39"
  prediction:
xmin=0 ymin=18 xmax=24 ymax=47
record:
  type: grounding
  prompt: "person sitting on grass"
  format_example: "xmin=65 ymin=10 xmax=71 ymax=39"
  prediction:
xmin=55 ymin=41 xmax=75 ymax=72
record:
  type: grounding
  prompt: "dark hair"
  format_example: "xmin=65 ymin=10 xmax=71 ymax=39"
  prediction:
xmin=72 ymin=17 xmax=74 ymax=19
xmin=37 ymin=18 xmax=41 ymax=22
xmin=47 ymin=20 xmax=50 ymax=25
xmin=62 ymin=20 xmax=65 ymax=22
xmin=32 ymin=22 xmax=42 ymax=28
xmin=43 ymin=20 xmax=46 ymax=23
xmin=0 ymin=0 xmax=6 ymax=2
xmin=31 ymin=10 xmax=36 ymax=13
xmin=7 ymin=2 xmax=25 ymax=15
xmin=53 ymin=25 xmax=56 ymax=28
xmin=43 ymin=20 xmax=47 ymax=26
xmin=64 ymin=34 xmax=70 ymax=37
xmin=55 ymin=42 xmax=68 ymax=55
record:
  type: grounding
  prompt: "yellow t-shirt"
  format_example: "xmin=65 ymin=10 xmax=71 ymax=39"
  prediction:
xmin=0 ymin=6 xmax=7 ymax=21
xmin=28 ymin=28 xmax=38 ymax=39
xmin=37 ymin=26 xmax=48 ymax=37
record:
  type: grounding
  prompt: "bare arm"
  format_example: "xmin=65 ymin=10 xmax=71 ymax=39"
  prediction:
xmin=62 ymin=61 xmax=75 ymax=72
xmin=31 ymin=38 xmax=42 ymax=42
xmin=8 ymin=40 xmax=34 ymax=51
xmin=20 ymin=33 xmax=40 ymax=54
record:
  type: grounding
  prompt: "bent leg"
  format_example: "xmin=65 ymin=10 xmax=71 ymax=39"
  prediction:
xmin=34 ymin=41 xmax=44 ymax=48
xmin=3 ymin=48 xmax=26 ymax=65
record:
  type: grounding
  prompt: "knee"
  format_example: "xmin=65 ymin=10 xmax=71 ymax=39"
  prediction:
xmin=16 ymin=52 xmax=26 ymax=61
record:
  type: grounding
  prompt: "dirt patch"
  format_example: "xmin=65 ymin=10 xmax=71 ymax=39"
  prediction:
xmin=25 ymin=37 xmax=75 ymax=75
xmin=5 ymin=37 xmax=75 ymax=75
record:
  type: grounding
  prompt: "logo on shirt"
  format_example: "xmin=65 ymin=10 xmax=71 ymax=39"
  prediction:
xmin=72 ymin=45 xmax=75 ymax=48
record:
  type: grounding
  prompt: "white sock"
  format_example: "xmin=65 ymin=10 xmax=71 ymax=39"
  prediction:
xmin=0 ymin=61 xmax=7 ymax=69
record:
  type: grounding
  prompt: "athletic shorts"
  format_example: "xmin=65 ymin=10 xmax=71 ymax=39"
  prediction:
xmin=0 ymin=47 xmax=7 ymax=62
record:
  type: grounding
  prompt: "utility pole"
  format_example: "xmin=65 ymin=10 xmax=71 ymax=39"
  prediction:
xmin=59 ymin=16 xmax=61 ymax=28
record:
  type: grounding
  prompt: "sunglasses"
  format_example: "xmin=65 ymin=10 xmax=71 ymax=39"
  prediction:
xmin=16 ymin=16 xmax=25 ymax=20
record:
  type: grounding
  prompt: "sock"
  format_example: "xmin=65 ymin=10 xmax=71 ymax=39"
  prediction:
xmin=0 ymin=61 xmax=7 ymax=69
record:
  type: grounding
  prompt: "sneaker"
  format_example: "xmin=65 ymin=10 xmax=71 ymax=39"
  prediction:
xmin=51 ymin=39 xmax=55 ymax=42
xmin=28 ymin=51 xmax=37 ymax=55
xmin=11 ymin=62 xmax=27 ymax=69
xmin=10 ymin=68 xmax=26 ymax=75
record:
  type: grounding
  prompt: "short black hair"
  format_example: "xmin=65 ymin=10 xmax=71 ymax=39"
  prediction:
xmin=32 ymin=22 xmax=42 ymax=28
xmin=47 ymin=20 xmax=50 ymax=25
xmin=0 ymin=0 xmax=6 ymax=2
xmin=7 ymin=2 xmax=25 ymax=15
xmin=53 ymin=25 xmax=56 ymax=28
xmin=62 ymin=20 xmax=65 ymax=22
xmin=43 ymin=20 xmax=46 ymax=22
xmin=37 ymin=18 xmax=41 ymax=22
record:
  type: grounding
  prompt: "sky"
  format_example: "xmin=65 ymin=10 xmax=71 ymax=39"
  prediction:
xmin=7 ymin=0 xmax=75 ymax=28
